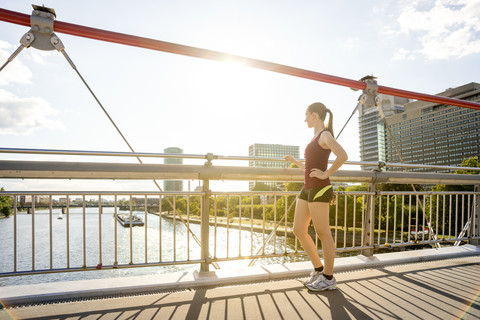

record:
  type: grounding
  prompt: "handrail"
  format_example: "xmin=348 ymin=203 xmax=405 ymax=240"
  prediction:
xmin=1 ymin=147 xmax=479 ymax=172
xmin=1 ymin=7 xmax=480 ymax=111
xmin=1 ymin=159 xmax=479 ymax=184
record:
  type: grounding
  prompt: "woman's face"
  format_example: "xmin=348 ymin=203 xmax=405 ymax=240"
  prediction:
xmin=305 ymin=111 xmax=315 ymax=128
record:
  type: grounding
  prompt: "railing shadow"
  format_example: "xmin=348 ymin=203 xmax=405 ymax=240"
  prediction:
xmin=8 ymin=258 xmax=480 ymax=319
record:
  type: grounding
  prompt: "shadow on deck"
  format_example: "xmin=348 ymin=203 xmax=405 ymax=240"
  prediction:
xmin=1 ymin=247 xmax=480 ymax=319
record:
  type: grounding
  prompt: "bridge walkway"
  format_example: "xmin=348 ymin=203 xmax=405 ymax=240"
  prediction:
xmin=1 ymin=248 xmax=480 ymax=319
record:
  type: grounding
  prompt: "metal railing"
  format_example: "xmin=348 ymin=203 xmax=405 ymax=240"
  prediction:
xmin=1 ymin=157 xmax=479 ymax=277
xmin=1 ymin=5 xmax=479 ymax=279
xmin=2 ymin=147 xmax=480 ymax=173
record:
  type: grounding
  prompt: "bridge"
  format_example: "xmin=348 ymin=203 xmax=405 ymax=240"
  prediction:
xmin=0 ymin=151 xmax=479 ymax=319
xmin=1 ymin=247 xmax=480 ymax=318
xmin=1 ymin=5 xmax=480 ymax=319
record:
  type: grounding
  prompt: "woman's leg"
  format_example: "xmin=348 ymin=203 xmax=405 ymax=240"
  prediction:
xmin=308 ymin=202 xmax=335 ymax=275
xmin=293 ymin=198 xmax=323 ymax=268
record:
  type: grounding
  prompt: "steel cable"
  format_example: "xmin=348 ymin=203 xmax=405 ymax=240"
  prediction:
xmin=58 ymin=49 xmax=220 ymax=268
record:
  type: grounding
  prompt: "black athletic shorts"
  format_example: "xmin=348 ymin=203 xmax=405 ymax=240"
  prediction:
xmin=299 ymin=185 xmax=334 ymax=203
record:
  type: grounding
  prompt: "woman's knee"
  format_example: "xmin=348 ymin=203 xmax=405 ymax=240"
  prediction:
xmin=293 ymin=224 xmax=307 ymax=238
xmin=315 ymin=231 xmax=334 ymax=243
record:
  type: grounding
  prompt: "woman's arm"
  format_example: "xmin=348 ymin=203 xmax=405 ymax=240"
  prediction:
xmin=284 ymin=155 xmax=305 ymax=171
xmin=310 ymin=132 xmax=348 ymax=180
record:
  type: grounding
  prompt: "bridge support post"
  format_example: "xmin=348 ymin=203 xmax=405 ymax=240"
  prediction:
xmin=470 ymin=184 xmax=480 ymax=245
xmin=362 ymin=183 xmax=376 ymax=257
xmin=200 ymin=179 xmax=211 ymax=273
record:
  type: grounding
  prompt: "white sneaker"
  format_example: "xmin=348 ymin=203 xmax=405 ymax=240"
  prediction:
xmin=306 ymin=274 xmax=337 ymax=291
xmin=304 ymin=270 xmax=323 ymax=286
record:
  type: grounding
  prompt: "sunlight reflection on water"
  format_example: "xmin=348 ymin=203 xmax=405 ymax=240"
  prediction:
xmin=0 ymin=207 xmax=312 ymax=286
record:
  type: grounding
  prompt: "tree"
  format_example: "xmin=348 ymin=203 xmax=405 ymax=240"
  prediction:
xmin=284 ymin=163 xmax=303 ymax=192
xmin=0 ymin=187 xmax=13 ymax=217
xmin=252 ymin=182 xmax=279 ymax=191
xmin=433 ymin=156 xmax=479 ymax=192
xmin=429 ymin=156 xmax=479 ymax=234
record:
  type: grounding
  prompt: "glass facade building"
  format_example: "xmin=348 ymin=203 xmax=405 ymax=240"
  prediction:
xmin=385 ymin=82 xmax=480 ymax=172
xmin=163 ymin=147 xmax=183 ymax=191
xmin=248 ymin=143 xmax=299 ymax=190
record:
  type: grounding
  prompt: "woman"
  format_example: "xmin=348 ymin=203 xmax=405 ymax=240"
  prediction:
xmin=285 ymin=102 xmax=348 ymax=291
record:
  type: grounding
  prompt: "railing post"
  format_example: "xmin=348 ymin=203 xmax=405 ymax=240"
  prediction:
xmin=200 ymin=179 xmax=211 ymax=272
xmin=362 ymin=183 xmax=376 ymax=257
xmin=470 ymin=184 xmax=480 ymax=245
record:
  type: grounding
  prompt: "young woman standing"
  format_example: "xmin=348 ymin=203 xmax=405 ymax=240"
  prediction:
xmin=285 ymin=102 xmax=348 ymax=291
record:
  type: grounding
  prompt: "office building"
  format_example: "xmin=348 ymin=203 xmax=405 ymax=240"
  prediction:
xmin=248 ymin=143 xmax=299 ymax=190
xmin=385 ymin=82 xmax=480 ymax=172
xmin=163 ymin=147 xmax=184 ymax=191
xmin=358 ymin=94 xmax=411 ymax=169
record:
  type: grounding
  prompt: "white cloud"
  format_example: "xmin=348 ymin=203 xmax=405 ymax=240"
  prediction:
xmin=394 ymin=0 xmax=480 ymax=60
xmin=0 ymin=89 xmax=64 ymax=135
xmin=23 ymin=50 xmax=54 ymax=65
xmin=392 ymin=48 xmax=417 ymax=60
xmin=0 ymin=41 xmax=33 ymax=86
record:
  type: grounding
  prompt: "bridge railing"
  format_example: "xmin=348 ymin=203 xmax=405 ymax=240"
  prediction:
xmin=0 ymin=156 xmax=479 ymax=276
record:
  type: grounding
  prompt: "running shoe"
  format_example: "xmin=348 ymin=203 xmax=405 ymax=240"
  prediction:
xmin=304 ymin=270 xmax=323 ymax=286
xmin=306 ymin=274 xmax=337 ymax=291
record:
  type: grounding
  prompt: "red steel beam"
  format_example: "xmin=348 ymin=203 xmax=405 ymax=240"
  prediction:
xmin=1 ymin=7 xmax=480 ymax=110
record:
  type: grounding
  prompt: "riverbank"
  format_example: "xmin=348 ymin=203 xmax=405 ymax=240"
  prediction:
xmin=156 ymin=212 xmax=295 ymax=237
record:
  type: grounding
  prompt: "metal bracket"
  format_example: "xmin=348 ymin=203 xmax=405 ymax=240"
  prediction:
xmin=375 ymin=161 xmax=386 ymax=172
xmin=357 ymin=75 xmax=380 ymax=107
xmin=204 ymin=153 xmax=216 ymax=167
xmin=20 ymin=5 xmax=65 ymax=52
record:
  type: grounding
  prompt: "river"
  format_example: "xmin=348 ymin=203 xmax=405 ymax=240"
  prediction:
xmin=0 ymin=207 xmax=304 ymax=286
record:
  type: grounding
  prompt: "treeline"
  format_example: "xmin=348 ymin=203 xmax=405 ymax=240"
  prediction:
xmin=336 ymin=157 xmax=479 ymax=234
xmin=118 ymin=195 xmax=297 ymax=222
xmin=0 ymin=187 xmax=13 ymax=217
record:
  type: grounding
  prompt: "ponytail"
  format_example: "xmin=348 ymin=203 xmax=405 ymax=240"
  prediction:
xmin=325 ymin=109 xmax=334 ymax=137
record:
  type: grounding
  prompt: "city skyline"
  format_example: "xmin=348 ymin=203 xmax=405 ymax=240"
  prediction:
xmin=1 ymin=0 xmax=480 ymax=191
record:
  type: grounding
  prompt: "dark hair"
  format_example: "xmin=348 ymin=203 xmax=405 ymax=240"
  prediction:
xmin=307 ymin=102 xmax=334 ymax=137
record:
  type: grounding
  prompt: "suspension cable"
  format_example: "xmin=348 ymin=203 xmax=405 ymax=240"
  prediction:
xmin=336 ymin=102 xmax=360 ymax=140
xmin=376 ymin=102 xmax=441 ymax=248
xmin=0 ymin=45 xmax=25 ymax=73
xmin=60 ymin=50 xmax=143 ymax=163
xmin=0 ymin=6 xmax=220 ymax=268
xmin=59 ymin=48 xmax=220 ymax=268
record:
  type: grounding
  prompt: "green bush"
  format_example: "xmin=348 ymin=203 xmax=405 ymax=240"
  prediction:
xmin=0 ymin=188 xmax=13 ymax=217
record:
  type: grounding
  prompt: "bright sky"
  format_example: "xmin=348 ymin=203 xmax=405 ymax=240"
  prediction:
xmin=1 ymin=0 xmax=479 ymax=191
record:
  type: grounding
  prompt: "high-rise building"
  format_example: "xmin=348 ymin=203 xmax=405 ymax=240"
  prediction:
xmin=163 ymin=147 xmax=184 ymax=191
xmin=358 ymin=94 xmax=411 ymax=170
xmin=385 ymin=82 xmax=480 ymax=172
xmin=248 ymin=143 xmax=300 ymax=190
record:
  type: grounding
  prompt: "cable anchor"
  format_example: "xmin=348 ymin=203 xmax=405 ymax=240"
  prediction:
xmin=337 ymin=75 xmax=380 ymax=139
xmin=356 ymin=75 xmax=380 ymax=107
xmin=19 ymin=5 xmax=65 ymax=52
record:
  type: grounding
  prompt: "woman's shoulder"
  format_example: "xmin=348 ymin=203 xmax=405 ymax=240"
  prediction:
xmin=317 ymin=130 xmax=333 ymax=149
xmin=318 ymin=130 xmax=334 ymax=142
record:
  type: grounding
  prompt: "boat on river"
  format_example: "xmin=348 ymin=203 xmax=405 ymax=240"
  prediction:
xmin=116 ymin=213 xmax=144 ymax=227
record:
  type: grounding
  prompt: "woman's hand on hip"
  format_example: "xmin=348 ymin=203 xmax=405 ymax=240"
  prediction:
xmin=310 ymin=168 xmax=329 ymax=180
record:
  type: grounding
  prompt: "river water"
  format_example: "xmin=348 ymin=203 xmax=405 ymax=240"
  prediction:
xmin=0 ymin=207 xmax=304 ymax=287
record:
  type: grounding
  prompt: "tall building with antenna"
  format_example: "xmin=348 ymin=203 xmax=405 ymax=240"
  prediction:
xmin=358 ymin=94 xmax=410 ymax=170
